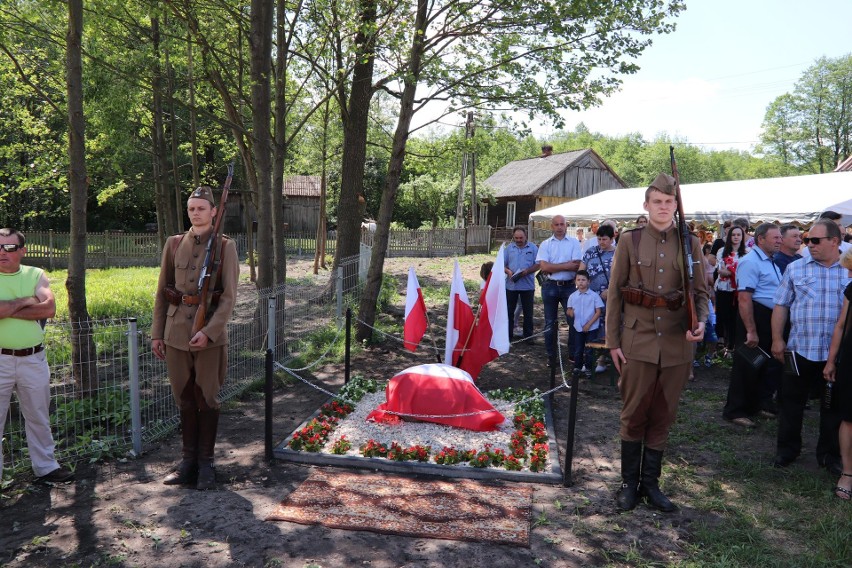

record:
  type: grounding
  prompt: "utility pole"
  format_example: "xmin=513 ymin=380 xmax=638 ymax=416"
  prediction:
xmin=455 ymin=112 xmax=475 ymax=228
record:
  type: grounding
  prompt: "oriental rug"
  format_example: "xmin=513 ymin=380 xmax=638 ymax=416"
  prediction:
xmin=266 ymin=468 xmax=533 ymax=547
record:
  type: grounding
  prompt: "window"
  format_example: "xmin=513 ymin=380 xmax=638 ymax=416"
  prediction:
xmin=506 ymin=201 xmax=516 ymax=228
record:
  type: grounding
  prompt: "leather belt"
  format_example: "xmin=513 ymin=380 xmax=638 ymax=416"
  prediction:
xmin=181 ymin=295 xmax=202 ymax=306
xmin=645 ymin=296 xmax=671 ymax=308
xmin=548 ymin=279 xmax=575 ymax=286
xmin=0 ymin=344 xmax=44 ymax=357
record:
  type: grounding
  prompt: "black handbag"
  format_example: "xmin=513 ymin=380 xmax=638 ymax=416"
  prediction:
xmin=735 ymin=344 xmax=770 ymax=371
xmin=535 ymin=271 xmax=549 ymax=287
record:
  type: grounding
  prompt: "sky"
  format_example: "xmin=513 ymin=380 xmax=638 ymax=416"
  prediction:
xmin=544 ymin=0 xmax=852 ymax=151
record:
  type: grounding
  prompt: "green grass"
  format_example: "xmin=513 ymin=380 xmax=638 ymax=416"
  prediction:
xmin=48 ymin=267 xmax=159 ymax=322
xmin=666 ymin=385 xmax=852 ymax=567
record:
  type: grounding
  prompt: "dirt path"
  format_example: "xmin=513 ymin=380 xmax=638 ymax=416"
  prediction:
xmin=0 ymin=256 xmax=823 ymax=567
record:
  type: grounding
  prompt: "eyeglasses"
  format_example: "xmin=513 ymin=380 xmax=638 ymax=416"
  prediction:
xmin=0 ymin=244 xmax=21 ymax=252
xmin=803 ymin=237 xmax=829 ymax=245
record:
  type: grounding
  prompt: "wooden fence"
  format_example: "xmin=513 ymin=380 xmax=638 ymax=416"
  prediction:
xmin=361 ymin=226 xmax=491 ymax=257
xmin=21 ymin=227 xmax=492 ymax=269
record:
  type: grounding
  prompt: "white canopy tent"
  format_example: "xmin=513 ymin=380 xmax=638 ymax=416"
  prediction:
xmin=529 ymin=172 xmax=852 ymax=225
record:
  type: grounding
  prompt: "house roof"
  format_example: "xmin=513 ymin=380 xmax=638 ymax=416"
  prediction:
xmin=484 ymin=148 xmax=624 ymax=198
xmin=283 ymin=175 xmax=322 ymax=197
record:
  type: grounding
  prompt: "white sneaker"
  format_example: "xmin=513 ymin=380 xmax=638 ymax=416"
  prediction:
xmin=595 ymin=364 xmax=608 ymax=374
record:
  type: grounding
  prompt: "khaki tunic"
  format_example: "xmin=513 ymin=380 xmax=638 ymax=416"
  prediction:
xmin=151 ymin=227 xmax=239 ymax=408
xmin=605 ymin=225 xmax=709 ymax=366
xmin=605 ymin=224 xmax=710 ymax=448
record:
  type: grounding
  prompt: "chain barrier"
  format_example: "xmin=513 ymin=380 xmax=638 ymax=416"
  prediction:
xmin=274 ymin=319 xmax=573 ymax=419
xmin=280 ymin=321 xmax=346 ymax=372
xmin=353 ymin=316 xmax=550 ymax=354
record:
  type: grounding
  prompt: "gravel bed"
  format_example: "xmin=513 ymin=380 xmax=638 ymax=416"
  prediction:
xmin=321 ymin=391 xmax=551 ymax=472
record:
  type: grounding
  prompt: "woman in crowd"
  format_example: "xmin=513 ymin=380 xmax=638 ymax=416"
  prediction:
xmin=579 ymin=223 xmax=616 ymax=372
xmin=714 ymin=225 xmax=746 ymax=353
xmin=823 ymin=248 xmax=852 ymax=501
xmin=635 ymin=215 xmax=648 ymax=228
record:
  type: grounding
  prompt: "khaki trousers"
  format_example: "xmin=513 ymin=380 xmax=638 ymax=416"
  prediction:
xmin=618 ymin=359 xmax=690 ymax=450
xmin=165 ymin=345 xmax=227 ymax=410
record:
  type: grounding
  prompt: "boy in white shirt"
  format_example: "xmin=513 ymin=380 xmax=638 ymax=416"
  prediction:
xmin=566 ymin=270 xmax=604 ymax=374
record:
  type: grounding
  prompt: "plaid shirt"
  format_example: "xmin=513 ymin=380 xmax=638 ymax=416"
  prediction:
xmin=774 ymin=257 xmax=851 ymax=361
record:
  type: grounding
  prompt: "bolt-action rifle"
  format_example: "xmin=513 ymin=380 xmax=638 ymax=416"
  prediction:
xmin=191 ymin=163 xmax=233 ymax=336
xmin=670 ymin=146 xmax=700 ymax=333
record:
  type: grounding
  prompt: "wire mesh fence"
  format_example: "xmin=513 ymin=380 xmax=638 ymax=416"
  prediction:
xmin=1 ymin=252 xmax=368 ymax=477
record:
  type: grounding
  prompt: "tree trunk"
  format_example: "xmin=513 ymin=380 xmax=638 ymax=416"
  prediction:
xmin=314 ymin=98 xmax=331 ymax=274
xmin=151 ymin=17 xmax=179 ymax=239
xmin=271 ymin=0 xmax=287 ymax=287
xmin=187 ymin=30 xmax=200 ymax=187
xmin=250 ymin=0 xmax=274 ymax=289
xmin=166 ymin=45 xmax=184 ymax=230
xmin=66 ymin=0 xmax=97 ymax=393
xmin=356 ymin=0 xmax=428 ymax=342
xmin=333 ymin=0 xmax=376 ymax=293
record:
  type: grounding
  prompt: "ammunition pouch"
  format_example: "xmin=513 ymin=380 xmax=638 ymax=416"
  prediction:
xmin=620 ymin=286 xmax=684 ymax=311
xmin=164 ymin=285 xmax=223 ymax=308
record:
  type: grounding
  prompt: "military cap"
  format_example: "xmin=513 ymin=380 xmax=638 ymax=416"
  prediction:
xmin=649 ymin=173 xmax=676 ymax=194
xmin=189 ymin=185 xmax=216 ymax=206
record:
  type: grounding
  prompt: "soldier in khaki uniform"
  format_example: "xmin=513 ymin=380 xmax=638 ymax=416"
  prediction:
xmin=606 ymin=173 xmax=709 ymax=512
xmin=151 ymin=186 xmax=239 ymax=490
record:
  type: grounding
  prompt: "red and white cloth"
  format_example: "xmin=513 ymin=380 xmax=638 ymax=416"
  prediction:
xmin=444 ymin=260 xmax=475 ymax=366
xmin=458 ymin=244 xmax=511 ymax=380
xmin=365 ymin=363 xmax=505 ymax=431
xmin=403 ymin=267 xmax=428 ymax=352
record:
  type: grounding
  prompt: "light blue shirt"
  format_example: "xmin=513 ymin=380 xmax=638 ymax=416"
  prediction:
xmin=774 ymin=256 xmax=850 ymax=361
xmin=536 ymin=235 xmax=582 ymax=281
xmin=505 ymin=241 xmax=538 ymax=291
xmin=567 ymin=288 xmax=605 ymax=330
xmin=736 ymin=246 xmax=782 ymax=309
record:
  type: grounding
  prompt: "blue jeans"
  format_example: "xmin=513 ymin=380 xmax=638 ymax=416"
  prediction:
xmin=507 ymin=289 xmax=534 ymax=339
xmin=542 ymin=280 xmax=575 ymax=357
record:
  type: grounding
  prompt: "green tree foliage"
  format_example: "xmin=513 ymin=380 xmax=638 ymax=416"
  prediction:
xmin=759 ymin=54 xmax=852 ymax=173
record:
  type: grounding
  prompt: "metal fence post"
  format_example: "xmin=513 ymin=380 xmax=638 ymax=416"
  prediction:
xmin=336 ymin=266 xmax=343 ymax=322
xmin=265 ymin=349 xmax=274 ymax=461
xmin=268 ymin=297 xmax=276 ymax=356
xmin=127 ymin=317 xmax=142 ymax=456
xmin=345 ymin=308 xmax=351 ymax=384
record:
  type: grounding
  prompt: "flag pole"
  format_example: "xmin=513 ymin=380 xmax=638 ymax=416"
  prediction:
xmin=423 ymin=310 xmax=442 ymax=363
xmin=454 ymin=300 xmax=483 ymax=368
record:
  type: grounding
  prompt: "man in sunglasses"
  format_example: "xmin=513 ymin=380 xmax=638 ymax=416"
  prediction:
xmin=771 ymin=219 xmax=850 ymax=475
xmin=799 ymin=210 xmax=851 ymax=260
xmin=0 ymin=228 xmax=75 ymax=484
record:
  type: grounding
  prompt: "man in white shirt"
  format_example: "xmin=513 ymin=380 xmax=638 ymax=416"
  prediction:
xmin=536 ymin=215 xmax=583 ymax=363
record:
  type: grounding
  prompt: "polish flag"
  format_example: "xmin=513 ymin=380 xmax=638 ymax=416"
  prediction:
xmin=403 ymin=267 xmax=428 ymax=352
xmin=459 ymin=244 xmax=510 ymax=380
xmin=444 ymin=260 xmax=475 ymax=366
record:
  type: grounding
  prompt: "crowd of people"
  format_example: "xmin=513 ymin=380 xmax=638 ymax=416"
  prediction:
xmin=500 ymin=181 xmax=852 ymax=508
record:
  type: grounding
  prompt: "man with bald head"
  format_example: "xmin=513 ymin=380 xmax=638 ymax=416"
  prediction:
xmin=536 ymin=214 xmax=583 ymax=364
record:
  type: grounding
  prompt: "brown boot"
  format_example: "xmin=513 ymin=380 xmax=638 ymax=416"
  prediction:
xmin=196 ymin=408 xmax=219 ymax=491
xmin=163 ymin=409 xmax=199 ymax=486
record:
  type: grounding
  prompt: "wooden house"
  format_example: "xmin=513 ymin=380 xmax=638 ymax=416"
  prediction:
xmin=283 ymin=175 xmax=322 ymax=233
xmin=482 ymin=148 xmax=626 ymax=229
